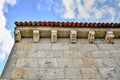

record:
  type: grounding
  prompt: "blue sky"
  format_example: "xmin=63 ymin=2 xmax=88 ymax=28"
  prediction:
xmin=0 ymin=0 xmax=120 ymax=75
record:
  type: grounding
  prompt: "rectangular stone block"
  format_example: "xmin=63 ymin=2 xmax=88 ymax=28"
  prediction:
xmin=97 ymin=44 xmax=115 ymax=51
xmin=82 ymin=58 xmax=103 ymax=67
xmin=81 ymin=68 xmax=100 ymax=79
xmin=65 ymin=68 xmax=82 ymax=78
xmin=51 ymin=30 xmax=57 ymax=43
xmin=38 ymin=44 xmax=52 ymax=50
xmin=53 ymin=51 xmax=64 ymax=58
xmin=102 ymin=58 xmax=117 ymax=67
xmin=57 ymin=59 xmax=73 ymax=67
xmin=16 ymin=58 xmax=38 ymax=68
xmin=99 ymin=68 xmax=117 ymax=78
xmin=15 ymin=30 xmax=21 ymax=42
xmin=33 ymin=30 xmax=40 ymax=42
xmin=46 ymin=68 xmax=64 ymax=78
xmin=92 ymin=51 xmax=114 ymax=58
xmin=52 ymin=44 xmax=69 ymax=50
xmin=72 ymin=58 xmax=82 ymax=67
xmin=38 ymin=58 xmax=57 ymax=67
xmin=70 ymin=30 xmax=77 ymax=43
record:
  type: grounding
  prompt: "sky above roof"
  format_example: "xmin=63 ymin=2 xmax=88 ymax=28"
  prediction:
xmin=0 ymin=0 xmax=120 ymax=75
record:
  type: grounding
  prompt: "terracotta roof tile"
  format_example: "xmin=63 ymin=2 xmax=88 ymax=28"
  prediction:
xmin=15 ymin=21 xmax=120 ymax=28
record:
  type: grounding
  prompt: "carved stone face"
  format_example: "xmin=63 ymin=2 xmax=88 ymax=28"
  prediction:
xmin=88 ymin=31 xmax=95 ymax=43
xmin=70 ymin=31 xmax=77 ymax=43
xmin=105 ymin=31 xmax=114 ymax=43
xmin=15 ymin=30 xmax=21 ymax=42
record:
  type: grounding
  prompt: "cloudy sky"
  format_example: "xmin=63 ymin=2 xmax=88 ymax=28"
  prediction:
xmin=0 ymin=0 xmax=120 ymax=75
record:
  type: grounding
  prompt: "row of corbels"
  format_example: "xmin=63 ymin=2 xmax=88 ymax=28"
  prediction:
xmin=15 ymin=29 xmax=114 ymax=44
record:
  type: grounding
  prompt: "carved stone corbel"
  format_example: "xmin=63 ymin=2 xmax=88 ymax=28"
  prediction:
xmin=15 ymin=30 xmax=21 ymax=42
xmin=33 ymin=30 xmax=40 ymax=42
xmin=51 ymin=30 xmax=57 ymax=43
xmin=105 ymin=31 xmax=114 ymax=44
xmin=70 ymin=30 xmax=77 ymax=43
xmin=88 ymin=31 xmax=95 ymax=43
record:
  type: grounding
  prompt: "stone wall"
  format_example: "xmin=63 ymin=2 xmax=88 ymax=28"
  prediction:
xmin=0 ymin=38 xmax=120 ymax=80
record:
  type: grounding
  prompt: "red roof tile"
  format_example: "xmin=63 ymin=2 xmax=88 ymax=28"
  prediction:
xmin=15 ymin=21 xmax=120 ymax=28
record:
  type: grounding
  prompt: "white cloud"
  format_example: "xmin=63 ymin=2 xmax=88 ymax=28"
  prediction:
xmin=76 ymin=0 xmax=91 ymax=19
xmin=98 ymin=0 xmax=106 ymax=3
xmin=36 ymin=0 xmax=119 ymax=21
xmin=0 ymin=52 xmax=5 ymax=62
xmin=46 ymin=0 xmax=55 ymax=11
xmin=6 ymin=0 xmax=17 ymax=7
xmin=62 ymin=0 xmax=76 ymax=19
xmin=61 ymin=0 xmax=116 ymax=21
xmin=118 ymin=2 xmax=120 ymax=7
xmin=0 ymin=0 xmax=17 ymax=62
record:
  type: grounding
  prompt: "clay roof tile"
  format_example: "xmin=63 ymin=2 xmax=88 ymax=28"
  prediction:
xmin=15 ymin=21 xmax=120 ymax=28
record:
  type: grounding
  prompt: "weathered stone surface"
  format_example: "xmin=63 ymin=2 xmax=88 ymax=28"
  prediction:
xmin=81 ymin=44 xmax=98 ymax=51
xmin=12 ymin=68 xmax=27 ymax=79
xmin=72 ymin=58 xmax=82 ymax=67
xmin=1 ymin=38 xmax=120 ymax=80
xmin=16 ymin=58 xmax=29 ymax=67
xmin=57 ymin=59 xmax=73 ymax=67
xmin=52 ymin=44 xmax=69 ymax=50
xmin=92 ymin=51 xmax=114 ymax=58
xmin=102 ymin=58 xmax=117 ymax=67
xmin=46 ymin=68 xmax=64 ymax=78
xmin=82 ymin=58 xmax=103 ymax=67
xmin=64 ymin=51 xmax=73 ymax=58
xmin=80 ymin=51 xmax=92 ymax=58
xmin=99 ymin=68 xmax=117 ymax=78
xmin=38 ymin=44 xmax=52 ymax=50
xmin=81 ymin=68 xmax=100 ymax=79
xmin=38 ymin=58 xmax=57 ymax=67
xmin=64 ymin=51 xmax=81 ymax=59
xmin=69 ymin=44 xmax=98 ymax=51
xmin=97 ymin=44 xmax=116 ymax=51
xmin=11 ymin=50 xmax=26 ymax=58
xmin=65 ymin=68 xmax=82 ymax=78
xmin=53 ymin=51 xmax=64 ymax=58
xmin=29 ymin=51 xmax=53 ymax=58
xmin=113 ymin=44 xmax=120 ymax=51
xmin=16 ymin=58 xmax=38 ymax=67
